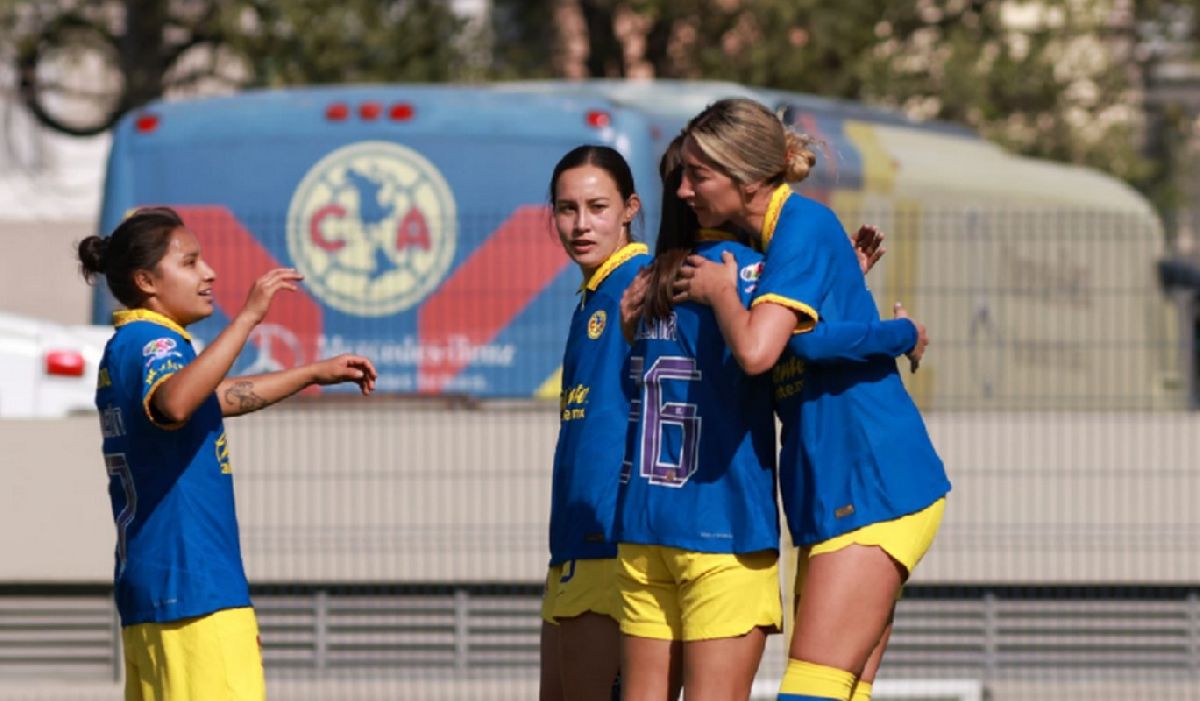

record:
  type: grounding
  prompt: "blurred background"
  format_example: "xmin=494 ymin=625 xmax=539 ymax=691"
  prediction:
xmin=2 ymin=1 xmax=1200 ymax=699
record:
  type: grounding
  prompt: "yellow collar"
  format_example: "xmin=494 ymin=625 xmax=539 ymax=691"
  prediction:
xmin=582 ymin=242 xmax=649 ymax=292
xmin=698 ymin=228 xmax=738 ymax=243
xmin=759 ymin=184 xmax=792 ymax=252
xmin=113 ymin=309 xmax=192 ymax=341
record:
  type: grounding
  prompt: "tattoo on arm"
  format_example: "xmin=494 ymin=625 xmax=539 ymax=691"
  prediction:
xmin=225 ymin=380 xmax=268 ymax=413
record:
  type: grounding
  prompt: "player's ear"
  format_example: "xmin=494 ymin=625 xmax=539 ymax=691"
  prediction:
xmin=624 ymin=193 xmax=641 ymax=222
xmin=133 ymin=269 xmax=157 ymax=298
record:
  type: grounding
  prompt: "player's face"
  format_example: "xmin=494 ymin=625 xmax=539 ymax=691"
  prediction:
xmin=678 ymin=137 xmax=744 ymax=230
xmin=553 ymin=165 xmax=639 ymax=277
xmin=143 ymin=228 xmax=217 ymax=326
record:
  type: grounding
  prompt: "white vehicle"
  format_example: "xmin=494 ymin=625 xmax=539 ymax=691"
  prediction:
xmin=0 ymin=311 xmax=112 ymax=418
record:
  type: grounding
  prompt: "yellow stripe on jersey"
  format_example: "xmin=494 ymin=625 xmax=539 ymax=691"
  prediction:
xmin=752 ymin=293 xmax=818 ymax=333
xmin=758 ymin=184 xmax=792 ymax=252
xmin=113 ymin=309 xmax=192 ymax=341
xmin=142 ymin=374 xmax=186 ymax=431
xmin=582 ymin=242 xmax=649 ymax=293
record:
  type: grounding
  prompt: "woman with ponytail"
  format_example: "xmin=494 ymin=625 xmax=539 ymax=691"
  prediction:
xmin=667 ymin=99 xmax=950 ymax=701
xmin=615 ymin=137 xmax=930 ymax=701
xmin=79 ymin=206 xmax=376 ymax=701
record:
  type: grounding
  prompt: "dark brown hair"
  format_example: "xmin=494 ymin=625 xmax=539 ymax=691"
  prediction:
xmin=643 ymin=136 xmax=700 ymax=322
xmin=547 ymin=144 xmax=641 ymax=240
xmin=77 ymin=207 xmax=184 ymax=308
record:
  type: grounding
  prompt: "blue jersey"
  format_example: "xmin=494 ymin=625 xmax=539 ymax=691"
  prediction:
xmin=95 ymin=309 xmax=250 ymax=625
xmin=754 ymin=186 xmax=951 ymax=545
xmin=549 ymin=243 xmax=651 ymax=565
xmin=617 ymin=236 xmax=778 ymax=554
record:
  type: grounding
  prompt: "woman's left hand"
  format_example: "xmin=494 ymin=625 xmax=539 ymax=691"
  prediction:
xmin=312 ymin=354 xmax=377 ymax=395
xmin=853 ymin=225 xmax=886 ymax=276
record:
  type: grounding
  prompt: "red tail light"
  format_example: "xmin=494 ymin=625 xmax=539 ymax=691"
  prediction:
xmin=45 ymin=350 xmax=85 ymax=377
xmin=360 ymin=102 xmax=382 ymax=120
xmin=135 ymin=113 xmax=160 ymax=133
xmin=326 ymin=103 xmax=350 ymax=121
xmin=389 ymin=103 xmax=415 ymax=121
xmin=586 ymin=110 xmax=611 ymax=128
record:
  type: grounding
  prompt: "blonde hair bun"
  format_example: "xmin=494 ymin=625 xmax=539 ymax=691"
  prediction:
xmin=782 ymin=131 xmax=817 ymax=184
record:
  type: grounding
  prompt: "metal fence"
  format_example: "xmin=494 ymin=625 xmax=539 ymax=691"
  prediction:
xmin=3 ymin=204 xmax=1200 ymax=700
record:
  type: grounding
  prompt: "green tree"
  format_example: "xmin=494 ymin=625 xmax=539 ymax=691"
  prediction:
xmin=220 ymin=0 xmax=470 ymax=86
xmin=490 ymin=1 xmax=1175 ymax=195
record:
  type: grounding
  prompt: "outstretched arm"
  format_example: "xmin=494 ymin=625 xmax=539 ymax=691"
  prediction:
xmin=218 ymin=354 xmax=376 ymax=417
xmin=789 ymin=316 xmax=916 ymax=364
xmin=153 ymin=268 xmax=301 ymax=424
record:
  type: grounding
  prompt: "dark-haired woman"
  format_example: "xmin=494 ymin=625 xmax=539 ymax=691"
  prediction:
xmin=78 ymin=206 xmax=375 ymax=701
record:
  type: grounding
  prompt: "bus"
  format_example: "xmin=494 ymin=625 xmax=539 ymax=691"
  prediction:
xmin=96 ymin=80 xmax=1180 ymax=409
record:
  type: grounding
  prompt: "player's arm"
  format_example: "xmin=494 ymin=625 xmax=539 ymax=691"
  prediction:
xmin=218 ymin=355 xmax=376 ymax=417
xmin=789 ymin=317 xmax=917 ymax=364
xmin=152 ymin=269 xmax=300 ymax=424
xmin=677 ymin=251 xmax=797 ymax=376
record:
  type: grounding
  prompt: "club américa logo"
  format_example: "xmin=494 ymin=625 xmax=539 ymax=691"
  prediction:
xmin=286 ymin=141 xmax=457 ymax=317
xmin=587 ymin=310 xmax=606 ymax=339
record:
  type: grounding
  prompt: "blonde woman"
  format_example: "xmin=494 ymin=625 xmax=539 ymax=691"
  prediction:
xmin=672 ymin=99 xmax=949 ymax=701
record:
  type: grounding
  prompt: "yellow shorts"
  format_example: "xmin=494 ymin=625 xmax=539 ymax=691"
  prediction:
xmin=797 ymin=498 xmax=946 ymax=593
xmin=541 ymin=558 xmax=621 ymax=624
xmin=617 ymin=544 xmax=782 ymax=642
xmin=122 ymin=606 xmax=264 ymax=701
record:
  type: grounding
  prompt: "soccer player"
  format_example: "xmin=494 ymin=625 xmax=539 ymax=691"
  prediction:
xmin=77 ymin=207 xmax=376 ymax=701
xmin=615 ymin=141 xmax=922 ymax=701
xmin=541 ymin=145 xmax=651 ymax=701
xmin=671 ymin=99 xmax=950 ymax=701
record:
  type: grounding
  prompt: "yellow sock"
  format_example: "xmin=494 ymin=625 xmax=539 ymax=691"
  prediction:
xmin=778 ymin=659 xmax=855 ymax=700
xmin=849 ymin=681 xmax=873 ymax=701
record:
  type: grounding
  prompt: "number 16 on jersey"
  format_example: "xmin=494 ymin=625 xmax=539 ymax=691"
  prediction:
xmin=628 ymin=355 xmax=702 ymax=488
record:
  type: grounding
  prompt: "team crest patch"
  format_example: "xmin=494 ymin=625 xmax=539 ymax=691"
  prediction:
xmin=286 ymin=141 xmax=457 ymax=317
xmin=740 ymin=262 xmax=763 ymax=283
xmin=587 ymin=310 xmax=607 ymax=339
xmin=142 ymin=338 xmax=177 ymax=359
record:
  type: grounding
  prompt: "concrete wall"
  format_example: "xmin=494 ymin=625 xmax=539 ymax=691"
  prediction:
xmin=5 ymin=406 xmax=1199 ymax=584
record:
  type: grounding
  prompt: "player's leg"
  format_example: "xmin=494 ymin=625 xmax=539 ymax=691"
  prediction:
xmin=540 ymin=620 xmax=565 ymax=701
xmin=622 ymin=634 xmax=683 ymax=701
xmin=780 ymin=500 xmax=944 ymax=701
xmin=548 ymin=558 xmax=623 ymax=699
xmin=848 ymin=618 xmax=892 ymax=701
xmin=618 ymin=544 xmax=684 ymax=700
xmin=540 ymin=564 xmax=566 ymax=701
xmin=560 ymin=612 xmax=621 ymax=701
xmin=677 ymin=549 xmax=780 ymax=701
xmin=682 ymin=629 xmax=767 ymax=701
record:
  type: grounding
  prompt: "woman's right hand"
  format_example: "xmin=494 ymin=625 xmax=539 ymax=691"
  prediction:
xmin=674 ymin=251 xmax=737 ymax=306
xmin=238 ymin=268 xmax=304 ymax=326
xmin=893 ymin=301 xmax=927 ymax=373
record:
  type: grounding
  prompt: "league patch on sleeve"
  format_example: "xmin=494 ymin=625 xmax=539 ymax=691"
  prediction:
xmin=740 ymin=262 xmax=763 ymax=294
xmin=142 ymin=337 xmax=178 ymax=359
xmin=740 ymin=262 xmax=763 ymax=283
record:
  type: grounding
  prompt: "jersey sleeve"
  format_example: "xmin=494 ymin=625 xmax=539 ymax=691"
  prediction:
xmin=751 ymin=206 xmax=846 ymax=331
xmin=787 ymin=318 xmax=916 ymax=364
xmin=124 ymin=325 xmax=193 ymax=430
